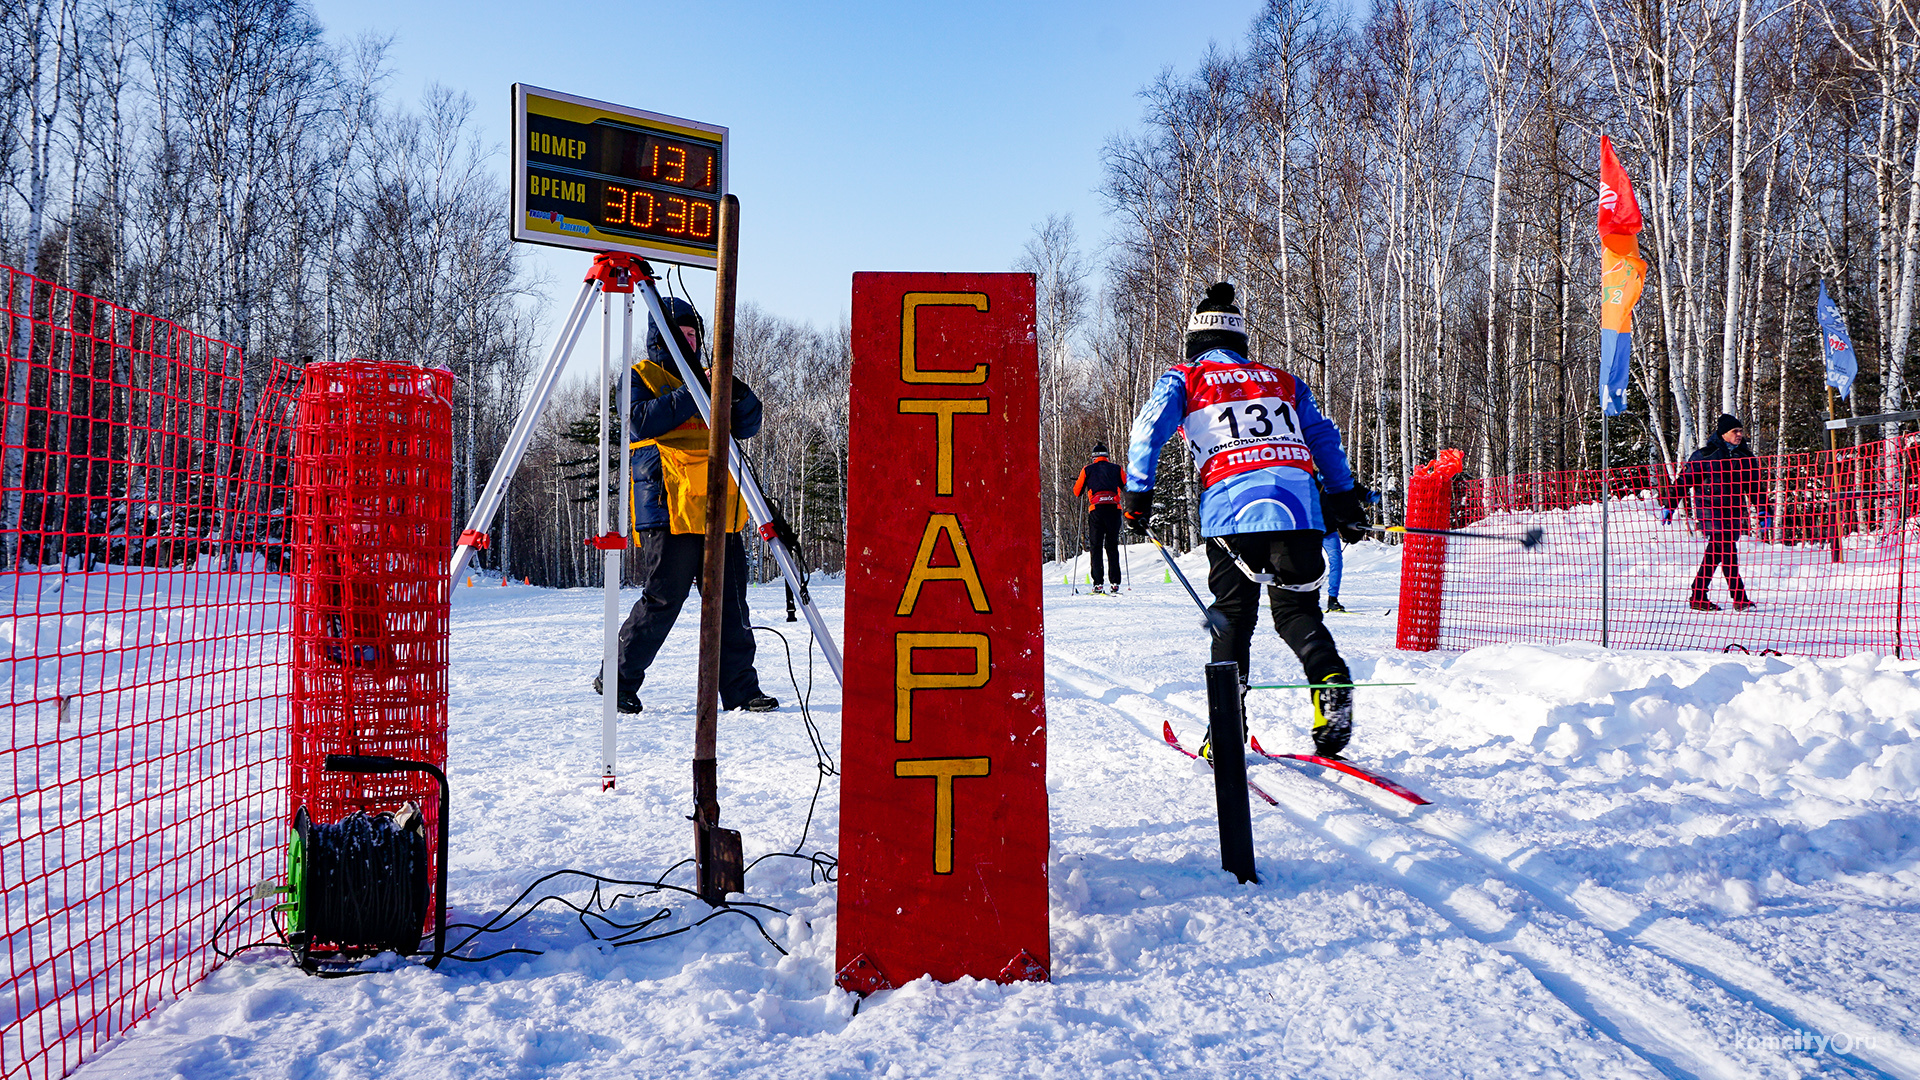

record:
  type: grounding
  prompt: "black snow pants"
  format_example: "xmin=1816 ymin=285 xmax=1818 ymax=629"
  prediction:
xmin=1689 ymin=531 xmax=1752 ymax=605
xmin=1086 ymin=505 xmax=1122 ymax=586
xmin=1206 ymin=530 xmax=1348 ymax=688
xmin=616 ymin=529 xmax=763 ymax=709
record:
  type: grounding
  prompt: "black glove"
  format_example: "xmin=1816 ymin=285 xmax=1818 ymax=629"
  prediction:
xmin=1124 ymin=489 xmax=1154 ymax=535
xmin=729 ymin=375 xmax=751 ymax=403
xmin=1324 ymin=487 xmax=1369 ymax=544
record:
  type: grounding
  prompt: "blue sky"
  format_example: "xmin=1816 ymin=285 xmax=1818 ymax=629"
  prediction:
xmin=309 ymin=0 xmax=1264 ymax=345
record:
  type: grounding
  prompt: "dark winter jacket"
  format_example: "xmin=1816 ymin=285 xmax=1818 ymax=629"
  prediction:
xmin=626 ymin=329 xmax=763 ymax=534
xmin=1074 ymin=456 xmax=1124 ymax=510
xmin=1663 ymin=437 xmax=1763 ymax=536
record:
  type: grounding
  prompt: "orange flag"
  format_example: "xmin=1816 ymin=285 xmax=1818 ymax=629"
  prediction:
xmin=1598 ymin=135 xmax=1647 ymax=417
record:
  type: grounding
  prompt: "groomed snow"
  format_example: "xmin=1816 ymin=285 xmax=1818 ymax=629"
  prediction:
xmin=73 ymin=542 xmax=1920 ymax=1079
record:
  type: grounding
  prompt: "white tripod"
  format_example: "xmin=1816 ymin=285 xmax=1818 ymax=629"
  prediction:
xmin=449 ymin=253 xmax=844 ymax=788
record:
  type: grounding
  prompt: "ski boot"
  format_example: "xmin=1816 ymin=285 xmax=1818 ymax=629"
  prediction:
xmin=1310 ymin=674 xmax=1353 ymax=758
xmin=1325 ymin=595 xmax=1347 ymax=613
xmin=592 ymin=674 xmax=643 ymax=714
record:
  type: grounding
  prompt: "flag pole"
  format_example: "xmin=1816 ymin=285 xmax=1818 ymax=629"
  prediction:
xmin=1601 ymin=415 xmax=1610 ymax=647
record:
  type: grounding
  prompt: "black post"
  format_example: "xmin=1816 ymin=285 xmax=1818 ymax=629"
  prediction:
xmin=1204 ymin=661 xmax=1257 ymax=884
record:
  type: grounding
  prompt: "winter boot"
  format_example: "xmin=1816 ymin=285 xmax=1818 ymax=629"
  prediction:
xmin=1310 ymin=674 xmax=1353 ymax=758
xmin=1688 ymin=598 xmax=1721 ymax=612
xmin=734 ymin=694 xmax=779 ymax=713
xmin=592 ymin=674 xmax=643 ymax=714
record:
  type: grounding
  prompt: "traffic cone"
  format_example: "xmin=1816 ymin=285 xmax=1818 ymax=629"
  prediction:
xmin=524 ymin=577 xmax=531 ymax=585
xmin=1164 ymin=567 xmax=1171 ymax=584
xmin=466 ymin=576 xmax=473 ymax=587
xmin=501 ymin=575 xmax=508 ymax=587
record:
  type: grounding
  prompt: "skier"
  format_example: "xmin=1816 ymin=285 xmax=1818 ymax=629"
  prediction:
xmin=1319 ymin=480 xmax=1368 ymax=613
xmin=1073 ymin=443 xmax=1125 ymax=594
xmin=1123 ymin=282 xmax=1368 ymax=757
xmin=1662 ymin=413 xmax=1768 ymax=612
xmin=592 ymin=297 xmax=778 ymax=714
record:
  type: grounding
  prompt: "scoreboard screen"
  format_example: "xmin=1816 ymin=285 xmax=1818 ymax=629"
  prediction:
xmin=511 ymin=85 xmax=728 ymax=267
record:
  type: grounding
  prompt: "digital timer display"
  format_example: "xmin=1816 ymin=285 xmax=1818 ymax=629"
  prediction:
xmin=511 ymin=85 xmax=728 ymax=268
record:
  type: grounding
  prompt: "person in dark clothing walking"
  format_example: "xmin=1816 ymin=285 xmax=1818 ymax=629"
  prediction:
xmin=1074 ymin=444 xmax=1125 ymax=594
xmin=1663 ymin=413 xmax=1769 ymax=612
xmin=1125 ymin=283 xmax=1368 ymax=758
xmin=592 ymin=296 xmax=778 ymax=714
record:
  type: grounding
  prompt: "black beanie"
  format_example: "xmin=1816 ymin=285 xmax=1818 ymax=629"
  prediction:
xmin=1091 ymin=443 xmax=1109 ymax=457
xmin=1714 ymin=413 xmax=1744 ymax=437
xmin=1185 ymin=282 xmax=1250 ymax=359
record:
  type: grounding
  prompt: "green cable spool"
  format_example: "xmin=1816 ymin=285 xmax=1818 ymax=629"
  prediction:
xmin=284 ymin=807 xmax=309 ymax=936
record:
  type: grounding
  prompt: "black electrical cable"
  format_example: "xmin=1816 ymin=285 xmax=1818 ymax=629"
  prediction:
xmin=299 ymin=810 xmax=429 ymax=960
xmin=436 ymin=869 xmax=790 ymax=963
xmin=749 ymin=623 xmax=838 ymax=861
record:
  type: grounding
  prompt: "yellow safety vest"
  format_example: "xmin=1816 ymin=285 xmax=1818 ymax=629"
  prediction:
xmin=629 ymin=360 xmax=749 ymax=537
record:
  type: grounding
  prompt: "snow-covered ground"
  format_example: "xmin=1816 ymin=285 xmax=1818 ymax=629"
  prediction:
xmin=73 ymin=541 xmax=1920 ymax=1079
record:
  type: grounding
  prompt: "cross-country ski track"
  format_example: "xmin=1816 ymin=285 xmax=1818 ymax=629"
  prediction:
xmin=1045 ymin=646 xmax=1914 ymax=1080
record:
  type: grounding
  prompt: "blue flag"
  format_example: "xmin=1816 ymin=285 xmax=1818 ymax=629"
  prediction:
xmin=1818 ymin=280 xmax=1856 ymax=402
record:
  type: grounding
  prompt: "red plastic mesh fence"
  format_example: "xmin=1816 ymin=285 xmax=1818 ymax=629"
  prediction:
xmin=0 ymin=266 xmax=295 ymax=1080
xmin=289 ymin=361 xmax=452 ymax=933
xmin=1399 ymin=438 xmax=1920 ymax=657
xmin=1395 ymin=449 xmax=1464 ymax=650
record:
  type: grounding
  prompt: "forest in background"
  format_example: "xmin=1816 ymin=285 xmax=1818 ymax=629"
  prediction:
xmin=10 ymin=0 xmax=1920 ymax=574
xmin=1084 ymin=0 xmax=1920 ymax=544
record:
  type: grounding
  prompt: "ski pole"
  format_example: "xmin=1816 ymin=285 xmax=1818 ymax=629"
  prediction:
xmin=1146 ymin=529 xmax=1230 ymax=640
xmin=1248 ymin=681 xmax=1417 ymax=690
xmin=1365 ymin=524 xmax=1544 ymax=550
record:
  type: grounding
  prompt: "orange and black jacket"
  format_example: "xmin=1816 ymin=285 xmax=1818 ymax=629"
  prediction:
xmin=1074 ymin=455 xmax=1124 ymax=510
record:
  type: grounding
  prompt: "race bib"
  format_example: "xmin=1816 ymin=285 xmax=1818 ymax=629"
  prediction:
xmin=1180 ymin=360 xmax=1313 ymax=487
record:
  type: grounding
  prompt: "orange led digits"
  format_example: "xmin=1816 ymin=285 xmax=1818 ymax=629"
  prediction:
xmin=604 ymin=184 xmax=627 ymax=225
xmin=664 ymin=196 xmax=688 ymax=235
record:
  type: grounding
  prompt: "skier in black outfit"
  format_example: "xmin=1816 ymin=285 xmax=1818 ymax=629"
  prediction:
xmin=592 ymin=297 xmax=777 ymax=714
xmin=1074 ymin=444 xmax=1124 ymax=594
xmin=1662 ymin=413 xmax=1769 ymax=612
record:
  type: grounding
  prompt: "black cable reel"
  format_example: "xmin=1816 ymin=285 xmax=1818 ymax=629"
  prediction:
xmin=274 ymin=755 xmax=450 ymax=975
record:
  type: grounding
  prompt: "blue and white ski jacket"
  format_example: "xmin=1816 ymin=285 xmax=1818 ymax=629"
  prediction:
xmin=1126 ymin=349 xmax=1355 ymax=537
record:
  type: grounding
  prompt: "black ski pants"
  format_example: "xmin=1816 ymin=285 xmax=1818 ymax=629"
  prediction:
xmin=1690 ymin=531 xmax=1752 ymax=604
xmin=1086 ymin=505 xmax=1122 ymax=586
xmin=616 ymin=529 xmax=763 ymax=709
xmin=1206 ymin=530 xmax=1348 ymax=687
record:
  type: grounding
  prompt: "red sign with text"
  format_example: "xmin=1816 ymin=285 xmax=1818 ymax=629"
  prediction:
xmin=836 ymin=273 xmax=1048 ymax=992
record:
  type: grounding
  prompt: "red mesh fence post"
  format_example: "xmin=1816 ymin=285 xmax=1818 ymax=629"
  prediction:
xmin=1395 ymin=448 xmax=1464 ymax=650
xmin=288 ymin=361 xmax=453 ymax=936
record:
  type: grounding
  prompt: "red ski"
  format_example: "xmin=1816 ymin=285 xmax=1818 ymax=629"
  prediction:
xmin=1249 ymin=736 xmax=1430 ymax=806
xmin=1162 ymin=721 xmax=1279 ymax=807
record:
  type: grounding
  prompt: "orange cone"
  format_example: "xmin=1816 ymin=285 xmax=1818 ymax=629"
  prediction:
xmin=466 ymin=576 xmax=473 ymax=587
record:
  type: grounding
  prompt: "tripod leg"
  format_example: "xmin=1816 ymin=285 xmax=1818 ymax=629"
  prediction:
xmin=600 ymin=290 xmax=622 ymax=788
xmin=636 ymin=275 xmax=846 ymax=686
xmin=451 ymin=275 xmax=600 ymax=581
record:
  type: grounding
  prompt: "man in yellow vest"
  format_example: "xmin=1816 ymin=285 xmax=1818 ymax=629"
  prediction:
xmin=593 ymin=296 xmax=777 ymax=714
